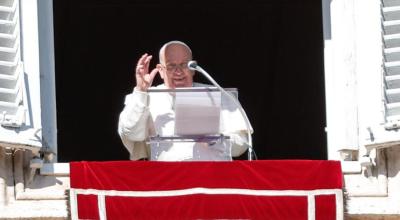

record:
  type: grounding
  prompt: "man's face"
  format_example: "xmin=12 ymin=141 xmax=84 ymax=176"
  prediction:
xmin=158 ymin=44 xmax=194 ymax=89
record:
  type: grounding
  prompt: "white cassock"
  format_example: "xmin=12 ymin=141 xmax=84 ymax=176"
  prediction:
xmin=118 ymin=83 xmax=253 ymax=161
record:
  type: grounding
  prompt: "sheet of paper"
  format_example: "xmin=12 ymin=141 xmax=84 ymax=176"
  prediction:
xmin=174 ymin=91 xmax=221 ymax=135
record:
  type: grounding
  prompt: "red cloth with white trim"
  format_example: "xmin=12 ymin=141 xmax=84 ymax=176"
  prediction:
xmin=70 ymin=160 xmax=343 ymax=220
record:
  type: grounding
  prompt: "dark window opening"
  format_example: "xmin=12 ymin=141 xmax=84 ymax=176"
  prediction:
xmin=53 ymin=1 xmax=326 ymax=161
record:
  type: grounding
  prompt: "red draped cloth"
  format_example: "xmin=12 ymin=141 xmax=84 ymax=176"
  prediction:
xmin=69 ymin=160 xmax=343 ymax=220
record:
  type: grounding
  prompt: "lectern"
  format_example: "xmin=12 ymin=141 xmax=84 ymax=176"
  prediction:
xmin=147 ymin=87 xmax=238 ymax=161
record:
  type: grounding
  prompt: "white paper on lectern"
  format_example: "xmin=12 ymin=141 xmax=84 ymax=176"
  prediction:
xmin=174 ymin=91 xmax=221 ymax=135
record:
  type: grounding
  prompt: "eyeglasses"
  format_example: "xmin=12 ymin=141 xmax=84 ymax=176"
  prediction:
xmin=162 ymin=62 xmax=189 ymax=72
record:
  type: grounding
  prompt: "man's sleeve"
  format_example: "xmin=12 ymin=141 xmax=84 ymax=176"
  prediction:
xmin=118 ymin=89 xmax=151 ymax=159
xmin=230 ymin=132 xmax=251 ymax=157
xmin=220 ymin=103 xmax=254 ymax=157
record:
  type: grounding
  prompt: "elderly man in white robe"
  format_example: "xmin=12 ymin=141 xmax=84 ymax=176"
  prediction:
xmin=118 ymin=40 xmax=252 ymax=161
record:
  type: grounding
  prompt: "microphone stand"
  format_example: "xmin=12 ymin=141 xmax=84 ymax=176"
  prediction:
xmin=188 ymin=61 xmax=255 ymax=160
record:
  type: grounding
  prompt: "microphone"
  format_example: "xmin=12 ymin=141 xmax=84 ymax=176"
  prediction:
xmin=188 ymin=60 xmax=198 ymax=70
xmin=187 ymin=61 xmax=255 ymax=160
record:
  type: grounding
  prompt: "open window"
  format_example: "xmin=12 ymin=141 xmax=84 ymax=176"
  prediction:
xmin=0 ymin=0 xmax=57 ymax=167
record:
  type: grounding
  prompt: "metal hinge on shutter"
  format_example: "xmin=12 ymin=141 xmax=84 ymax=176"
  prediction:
xmin=382 ymin=1 xmax=400 ymax=130
xmin=0 ymin=0 xmax=25 ymax=127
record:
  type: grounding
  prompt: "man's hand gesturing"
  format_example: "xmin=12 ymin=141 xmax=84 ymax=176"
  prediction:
xmin=135 ymin=53 xmax=159 ymax=91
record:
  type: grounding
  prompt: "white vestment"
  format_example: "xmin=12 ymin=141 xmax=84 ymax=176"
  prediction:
xmin=118 ymin=83 xmax=253 ymax=161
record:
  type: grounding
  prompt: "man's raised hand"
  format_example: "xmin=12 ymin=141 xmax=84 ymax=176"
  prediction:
xmin=135 ymin=53 xmax=159 ymax=91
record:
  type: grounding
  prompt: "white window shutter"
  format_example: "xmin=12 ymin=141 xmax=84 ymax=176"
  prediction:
xmin=383 ymin=2 xmax=400 ymax=129
xmin=357 ymin=0 xmax=400 ymax=150
xmin=0 ymin=0 xmax=43 ymax=149
xmin=0 ymin=0 xmax=24 ymax=127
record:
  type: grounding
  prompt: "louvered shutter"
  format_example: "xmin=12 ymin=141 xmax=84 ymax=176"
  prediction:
xmin=0 ymin=0 xmax=44 ymax=149
xmin=383 ymin=1 xmax=400 ymax=129
xmin=0 ymin=0 xmax=24 ymax=127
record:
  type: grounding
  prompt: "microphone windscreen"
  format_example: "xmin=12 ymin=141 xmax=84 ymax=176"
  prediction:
xmin=188 ymin=61 xmax=198 ymax=70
